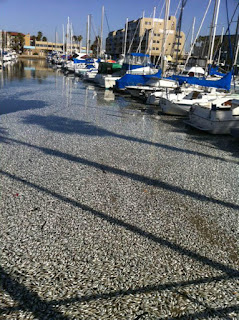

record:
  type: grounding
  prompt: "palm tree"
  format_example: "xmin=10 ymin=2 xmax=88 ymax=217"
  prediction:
xmin=36 ymin=31 xmax=43 ymax=41
xmin=77 ymin=35 xmax=83 ymax=43
xmin=12 ymin=33 xmax=25 ymax=53
xmin=42 ymin=36 xmax=48 ymax=42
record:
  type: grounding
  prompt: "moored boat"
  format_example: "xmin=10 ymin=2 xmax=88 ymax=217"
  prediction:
xmin=185 ymin=95 xmax=239 ymax=134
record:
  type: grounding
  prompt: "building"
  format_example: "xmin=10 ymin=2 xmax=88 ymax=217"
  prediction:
xmin=106 ymin=16 xmax=185 ymax=62
xmin=193 ymin=34 xmax=239 ymax=67
xmin=0 ymin=31 xmax=25 ymax=51
xmin=24 ymin=37 xmax=82 ymax=56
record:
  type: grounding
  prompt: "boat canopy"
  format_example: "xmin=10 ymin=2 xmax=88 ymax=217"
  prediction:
xmin=172 ymin=70 xmax=232 ymax=91
xmin=208 ymin=65 xmax=225 ymax=77
xmin=129 ymin=53 xmax=150 ymax=57
xmin=115 ymin=70 xmax=162 ymax=90
xmin=181 ymin=66 xmax=205 ymax=77
xmin=123 ymin=54 xmax=151 ymax=68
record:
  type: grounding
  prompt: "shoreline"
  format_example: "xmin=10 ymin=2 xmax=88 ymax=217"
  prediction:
xmin=19 ymin=55 xmax=46 ymax=60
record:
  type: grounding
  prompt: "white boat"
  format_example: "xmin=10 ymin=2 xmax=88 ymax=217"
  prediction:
xmin=126 ymin=78 xmax=178 ymax=100
xmin=97 ymin=73 xmax=123 ymax=89
xmin=185 ymin=95 xmax=239 ymax=134
xmin=82 ymin=69 xmax=98 ymax=82
xmin=160 ymin=88 xmax=226 ymax=116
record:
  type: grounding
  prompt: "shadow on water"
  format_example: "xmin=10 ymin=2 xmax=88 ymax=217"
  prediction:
xmin=189 ymin=134 xmax=239 ymax=157
xmin=22 ymin=115 xmax=239 ymax=164
xmin=0 ymin=265 xmax=238 ymax=319
xmin=1 ymin=166 xmax=239 ymax=275
xmin=0 ymin=98 xmax=47 ymax=115
xmin=163 ymin=117 xmax=239 ymax=156
xmin=155 ymin=305 xmax=239 ymax=320
xmin=1 ymin=135 xmax=239 ymax=211
xmin=0 ymin=127 xmax=9 ymax=144
xmin=0 ymin=168 xmax=238 ymax=318
xmin=0 ymin=266 xmax=69 ymax=320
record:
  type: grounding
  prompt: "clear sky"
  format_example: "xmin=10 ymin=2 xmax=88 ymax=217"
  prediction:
xmin=0 ymin=0 xmax=238 ymax=50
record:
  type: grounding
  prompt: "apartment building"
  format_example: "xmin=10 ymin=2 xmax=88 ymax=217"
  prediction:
xmin=106 ymin=16 xmax=185 ymax=62
xmin=0 ymin=31 xmax=25 ymax=51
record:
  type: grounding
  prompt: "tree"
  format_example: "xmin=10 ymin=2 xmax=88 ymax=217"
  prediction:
xmin=72 ymin=35 xmax=77 ymax=42
xmin=42 ymin=36 xmax=47 ymax=42
xmin=31 ymin=35 xmax=36 ymax=46
xmin=36 ymin=31 xmax=43 ymax=41
xmin=90 ymin=36 xmax=100 ymax=56
xmin=12 ymin=33 xmax=25 ymax=53
xmin=77 ymin=35 xmax=83 ymax=43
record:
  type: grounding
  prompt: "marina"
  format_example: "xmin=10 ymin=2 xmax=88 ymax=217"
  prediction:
xmin=0 ymin=59 xmax=239 ymax=319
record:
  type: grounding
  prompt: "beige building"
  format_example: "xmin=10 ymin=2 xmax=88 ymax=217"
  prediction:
xmin=106 ymin=16 xmax=185 ymax=62
xmin=24 ymin=37 xmax=82 ymax=56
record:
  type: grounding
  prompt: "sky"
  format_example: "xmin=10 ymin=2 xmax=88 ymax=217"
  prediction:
xmin=0 ymin=0 xmax=238 ymax=50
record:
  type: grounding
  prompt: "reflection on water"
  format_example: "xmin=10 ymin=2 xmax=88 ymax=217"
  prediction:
xmin=0 ymin=58 xmax=238 ymax=159
xmin=0 ymin=59 xmax=57 ymax=87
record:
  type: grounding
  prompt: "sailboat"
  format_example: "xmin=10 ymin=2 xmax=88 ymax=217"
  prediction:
xmin=160 ymin=86 xmax=227 ymax=116
xmin=114 ymin=6 xmax=163 ymax=92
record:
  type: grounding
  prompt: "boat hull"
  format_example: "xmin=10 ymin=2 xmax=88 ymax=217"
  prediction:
xmin=185 ymin=104 xmax=239 ymax=134
xmin=160 ymin=98 xmax=190 ymax=116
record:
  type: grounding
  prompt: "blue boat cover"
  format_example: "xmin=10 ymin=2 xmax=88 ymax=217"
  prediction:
xmin=209 ymin=66 xmax=225 ymax=77
xmin=73 ymin=59 xmax=86 ymax=64
xmin=115 ymin=70 xmax=162 ymax=90
xmin=171 ymin=71 xmax=232 ymax=91
xmin=128 ymin=53 xmax=150 ymax=57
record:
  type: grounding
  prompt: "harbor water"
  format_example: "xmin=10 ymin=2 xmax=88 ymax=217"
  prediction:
xmin=0 ymin=59 xmax=238 ymax=319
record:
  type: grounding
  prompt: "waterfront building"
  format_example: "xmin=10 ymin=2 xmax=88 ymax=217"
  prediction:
xmin=105 ymin=16 xmax=185 ymax=63
xmin=23 ymin=34 xmax=88 ymax=56
xmin=0 ymin=31 xmax=25 ymax=51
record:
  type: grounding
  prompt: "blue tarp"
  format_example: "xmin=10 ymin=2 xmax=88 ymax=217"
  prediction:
xmin=73 ymin=59 xmax=86 ymax=64
xmin=209 ymin=66 xmax=226 ymax=77
xmin=171 ymin=71 xmax=232 ymax=91
xmin=128 ymin=53 xmax=150 ymax=57
xmin=115 ymin=70 xmax=162 ymax=90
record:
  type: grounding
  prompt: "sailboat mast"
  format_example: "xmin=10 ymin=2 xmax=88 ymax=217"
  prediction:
xmin=175 ymin=0 xmax=188 ymax=66
xmin=89 ymin=14 xmax=91 ymax=55
xmin=123 ymin=18 xmax=128 ymax=56
xmin=209 ymin=0 xmax=220 ymax=65
xmin=233 ymin=13 xmax=239 ymax=62
xmin=161 ymin=0 xmax=170 ymax=75
xmin=191 ymin=17 xmax=196 ymax=50
xmin=63 ymin=24 xmax=65 ymax=57
xmin=184 ymin=0 xmax=212 ymax=69
xmin=100 ymin=6 xmax=104 ymax=57
xmin=217 ymin=27 xmax=224 ymax=65
xmin=86 ymin=15 xmax=90 ymax=55
xmin=137 ymin=11 xmax=145 ymax=54
xmin=55 ymin=27 xmax=57 ymax=51
xmin=70 ymin=23 xmax=73 ymax=54
xmin=149 ymin=7 xmax=156 ymax=58
xmin=67 ymin=17 xmax=70 ymax=57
